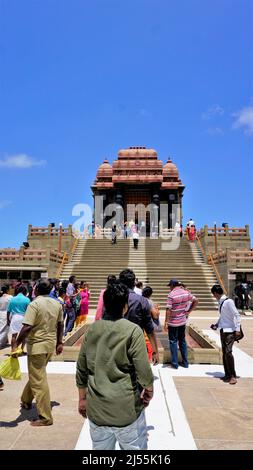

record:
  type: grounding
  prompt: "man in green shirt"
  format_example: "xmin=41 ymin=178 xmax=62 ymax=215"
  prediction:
xmin=76 ymin=282 xmax=154 ymax=450
xmin=14 ymin=279 xmax=64 ymax=426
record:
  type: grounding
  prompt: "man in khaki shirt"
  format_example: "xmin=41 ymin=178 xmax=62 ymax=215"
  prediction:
xmin=14 ymin=279 xmax=64 ymax=426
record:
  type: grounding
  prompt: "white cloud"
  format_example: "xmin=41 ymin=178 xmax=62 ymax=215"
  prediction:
xmin=0 ymin=200 xmax=12 ymax=210
xmin=202 ymin=104 xmax=224 ymax=120
xmin=0 ymin=154 xmax=46 ymax=169
xmin=206 ymin=127 xmax=224 ymax=136
xmin=232 ymin=106 xmax=253 ymax=135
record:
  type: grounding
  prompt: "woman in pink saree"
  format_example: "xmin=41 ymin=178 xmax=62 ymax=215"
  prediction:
xmin=76 ymin=283 xmax=90 ymax=325
xmin=188 ymin=225 xmax=197 ymax=242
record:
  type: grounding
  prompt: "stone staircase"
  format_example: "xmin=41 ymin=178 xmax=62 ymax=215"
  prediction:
xmin=60 ymin=237 xmax=217 ymax=311
xmin=145 ymin=238 xmax=217 ymax=311
xmin=61 ymin=238 xmax=129 ymax=310
xmin=128 ymin=238 xmax=148 ymax=283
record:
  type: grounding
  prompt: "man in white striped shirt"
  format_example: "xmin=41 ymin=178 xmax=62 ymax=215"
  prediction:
xmin=211 ymin=284 xmax=241 ymax=385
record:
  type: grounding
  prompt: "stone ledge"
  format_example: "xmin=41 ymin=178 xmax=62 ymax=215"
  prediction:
xmin=157 ymin=324 xmax=222 ymax=365
xmin=63 ymin=323 xmax=89 ymax=346
xmin=54 ymin=323 xmax=222 ymax=364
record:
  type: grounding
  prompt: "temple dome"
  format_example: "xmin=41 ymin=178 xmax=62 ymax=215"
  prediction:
xmin=96 ymin=159 xmax=112 ymax=177
xmin=163 ymin=159 xmax=179 ymax=177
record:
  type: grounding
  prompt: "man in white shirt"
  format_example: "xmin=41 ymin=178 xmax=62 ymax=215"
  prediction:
xmin=211 ymin=284 xmax=241 ymax=385
xmin=67 ymin=276 xmax=76 ymax=297
xmin=134 ymin=281 xmax=143 ymax=296
xmin=133 ymin=231 xmax=139 ymax=249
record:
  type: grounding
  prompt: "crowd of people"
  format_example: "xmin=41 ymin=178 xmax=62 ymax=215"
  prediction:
xmin=0 ymin=276 xmax=90 ymax=354
xmin=111 ymin=220 xmax=141 ymax=248
xmin=0 ymin=261 xmax=243 ymax=448
xmin=234 ymin=280 xmax=253 ymax=310
xmin=77 ymin=273 xmax=242 ymax=449
xmin=110 ymin=218 xmax=197 ymax=248
xmin=73 ymin=218 xmax=197 ymax=244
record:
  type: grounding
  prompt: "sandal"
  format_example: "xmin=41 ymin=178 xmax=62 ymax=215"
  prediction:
xmin=30 ymin=419 xmax=53 ymax=427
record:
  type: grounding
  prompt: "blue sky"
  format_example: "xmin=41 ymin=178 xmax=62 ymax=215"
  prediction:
xmin=0 ymin=0 xmax=252 ymax=247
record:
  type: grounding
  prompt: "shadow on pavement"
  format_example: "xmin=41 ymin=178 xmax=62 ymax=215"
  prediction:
xmin=0 ymin=401 xmax=60 ymax=428
xmin=205 ymin=371 xmax=224 ymax=378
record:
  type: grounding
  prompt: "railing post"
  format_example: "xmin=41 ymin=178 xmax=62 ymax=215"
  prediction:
xmin=19 ymin=246 xmax=25 ymax=260
xmin=204 ymin=225 xmax=208 ymax=237
xmin=245 ymin=224 xmax=250 ymax=237
xmin=58 ymin=223 xmax=63 ymax=254
xmin=214 ymin=222 xmax=218 ymax=254
xmin=28 ymin=224 xmax=32 ymax=238
xmin=225 ymin=224 xmax=229 ymax=237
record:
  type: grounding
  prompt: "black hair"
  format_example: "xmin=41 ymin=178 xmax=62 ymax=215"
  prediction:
xmin=61 ymin=280 xmax=68 ymax=291
xmin=16 ymin=285 xmax=28 ymax=296
xmin=107 ymin=275 xmax=117 ymax=286
xmin=59 ymin=287 xmax=65 ymax=297
xmin=69 ymin=276 xmax=76 ymax=283
xmin=142 ymin=286 xmax=153 ymax=298
xmin=0 ymin=284 xmax=9 ymax=297
xmin=211 ymin=284 xmax=224 ymax=295
xmin=119 ymin=269 xmax=136 ymax=289
xmin=36 ymin=279 xmax=52 ymax=296
xmin=103 ymin=282 xmax=129 ymax=319
xmin=136 ymin=281 xmax=143 ymax=289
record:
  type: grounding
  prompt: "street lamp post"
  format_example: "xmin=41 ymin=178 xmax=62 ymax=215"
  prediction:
xmin=58 ymin=223 xmax=63 ymax=254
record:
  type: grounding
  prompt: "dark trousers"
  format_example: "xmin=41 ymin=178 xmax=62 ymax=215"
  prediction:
xmin=133 ymin=239 xmax=139 ymax=249
xmin=220 ymin=330 xmax=236 ymax=378
xmin=168 ymin=325 xmax=188 ymax=367
xmin=64 ymin=309 xmax=75 ymax=336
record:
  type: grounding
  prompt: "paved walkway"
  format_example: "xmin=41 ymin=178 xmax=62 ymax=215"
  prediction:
xmin=1 ymin=315 xmax=253 ymax=450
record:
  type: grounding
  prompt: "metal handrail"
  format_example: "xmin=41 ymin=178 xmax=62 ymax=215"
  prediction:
xmin=196 ymin=234 xmax=227 ymax=294
xmin=208 ymin=253 xmax=228 ymax=295
xmin=56 ymin=252 xmax=68 ymax=279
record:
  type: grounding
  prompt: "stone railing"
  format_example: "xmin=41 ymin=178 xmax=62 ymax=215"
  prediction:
xmin=209 ymin=249 xmax=253 ymax=267
xmin=0 ymin=249 xmax=21 ymax=261
xmin=0 ymin=248 xmax=67 ymax=265
xmin=28 ymin=224 xmax=72 ymax=237
xmin=209 ymin=251 xmax=228 ymax=264
xmin=197 ymin=225 xmax=251 ymax=255
xmin=198 ymin=225 xmax=249 ymax=239
xmin=49 ymin=250 xmax=68 ymax=264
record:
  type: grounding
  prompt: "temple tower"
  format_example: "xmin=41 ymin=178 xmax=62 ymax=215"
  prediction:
xmin=91 ymin=146 xmax=185 ymax=234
